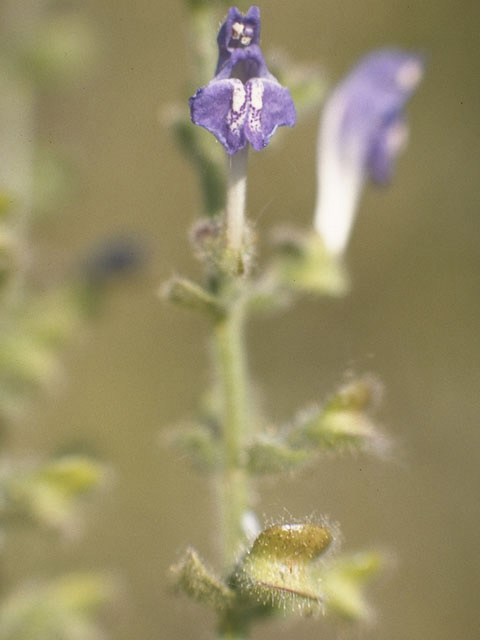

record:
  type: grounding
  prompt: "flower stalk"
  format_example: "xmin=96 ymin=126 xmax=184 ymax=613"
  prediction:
xmin=225 ymin=146 xmax=248 ymax=259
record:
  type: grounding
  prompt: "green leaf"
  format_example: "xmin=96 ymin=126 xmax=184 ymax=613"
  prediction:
xmin=162 ymin=277 xmax=226 ymax=320
xmin=171 ymin=548 xmax=235 ymax=611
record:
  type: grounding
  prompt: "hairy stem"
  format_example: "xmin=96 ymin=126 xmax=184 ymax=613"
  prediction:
xmin=215 ymin=301 xmax=250 ymax=640
xmin=215 ymin=300 xmax=249 ymax=572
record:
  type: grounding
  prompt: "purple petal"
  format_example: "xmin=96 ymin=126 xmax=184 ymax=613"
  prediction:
xmin=366 ymin=115 xmax=409 ymax=184
xmin=337 ymin=49 xmax=425 ymax=182
xmin=190 ymin=78 xmax=247 ymax=155
xmin=244 ymin=78 xmax=297 ymax=151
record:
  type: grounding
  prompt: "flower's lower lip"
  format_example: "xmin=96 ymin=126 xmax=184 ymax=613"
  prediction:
xmin=190 ymin=77 xmax=296 ymax=155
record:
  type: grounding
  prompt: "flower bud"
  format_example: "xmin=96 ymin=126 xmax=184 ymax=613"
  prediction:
xmin=234 ymin=523 xmax=334 ymax=614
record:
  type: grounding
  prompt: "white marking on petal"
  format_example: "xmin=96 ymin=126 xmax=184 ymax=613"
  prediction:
xmin=396 ymin=60 xmax=423 ymax=90
xmin=240 ymin=35 xmax=252 ymax=46
xmin=227 ymin=80 xmax=247 ymax=135
xmin=232 ymin=81 xmax=246 ymax=112
xmin=246 ymin=79 xmax=264 ymax=134
xmin=250 ymin=79 xmax=264 ymax=111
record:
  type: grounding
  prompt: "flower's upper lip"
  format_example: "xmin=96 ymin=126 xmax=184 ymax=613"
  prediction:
xmin=217 ymin=6 xmax=261 ymax=53
xmin=215 ymin=7 xmax=264 ymax=77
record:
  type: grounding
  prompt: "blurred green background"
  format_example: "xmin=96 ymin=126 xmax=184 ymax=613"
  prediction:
xmin=4 ymin=0 xmax=479 ymax=638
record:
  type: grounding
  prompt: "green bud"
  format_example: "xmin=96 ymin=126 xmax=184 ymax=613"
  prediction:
xmin=171 ymin=548 xmax=235 ymax=611
xmin=326 ymin=377 xmax=381 ymax=412
xmin=290 ymin=378 xmax=386 ymax=454
xmin=295 ymin=407 xmax=375 ymax=451
xmin=234 ymin=523 xmax=333 ymax=614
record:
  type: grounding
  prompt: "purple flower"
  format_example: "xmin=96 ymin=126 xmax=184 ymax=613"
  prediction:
xmin=314 ymin=49 xmax=425 ymax=255
xmin=189 ymin=6 xmax=296 ymax=155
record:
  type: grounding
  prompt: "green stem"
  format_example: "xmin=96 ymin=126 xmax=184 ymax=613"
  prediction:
xmin=215 ymin=301 xmax=249 ymax=572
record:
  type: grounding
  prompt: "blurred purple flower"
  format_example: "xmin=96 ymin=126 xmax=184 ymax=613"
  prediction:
xmin=314 ymin=49 xmax=425 ymax=255
xmin=189 ymin=6 xmax=296 ymax=155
